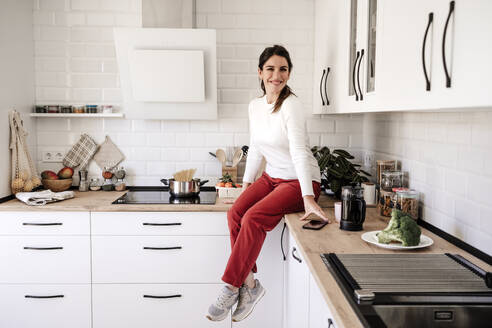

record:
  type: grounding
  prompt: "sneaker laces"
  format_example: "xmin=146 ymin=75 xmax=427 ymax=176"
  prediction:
xmin=216 ymin=289 xmax=235 ymax=308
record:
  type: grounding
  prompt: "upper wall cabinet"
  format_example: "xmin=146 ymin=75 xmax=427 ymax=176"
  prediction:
xmin=313 ymin=0 xmax=382 ymax=114
xmin=376 ymin=0 xmax=492 ymax=112
xmin=314 ymin=0 xmax=492 ymax=114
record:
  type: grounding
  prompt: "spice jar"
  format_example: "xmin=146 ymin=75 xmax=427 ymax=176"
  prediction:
xmin=60 ymin=105 xmax=72 ymax=113
xmin=381 ymin=170 xmax=403 ymax=191
xmin=73 ymin=105 xmax=85 ymax=113
xmin=86 ymin=105 xmax=98 ymax=113
xmin=47 ymin=105 xmax=60 ymax=113
xmin=378 ymin=190 xmax=396 ymax=217
xmin=35 ymin=105 xmax=47 ymax=113
xmin=102 ymin=168 xmax=114 ymax=191
xmin=396 ymin=189 xmax=419 ymax=220
xmin=114 ymin=167 xmax=126 ymax=191
xmin=89 ymin=178 xmax=101 ymax=191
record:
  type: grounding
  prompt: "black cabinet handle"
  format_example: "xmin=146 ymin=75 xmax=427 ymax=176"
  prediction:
xmin=352 ymin=51 xmax=360 ymax=101
xmin=442 ymin=1 xmax=455 ymax=88
xmin=324 ymin=67 xmax=330 ymax=106
xmin=25 ymin=294 xmax=64 ymax=299
xmin=142 ymin=222 xmax=182 ymax=226
xmin=143 ymin=294 xmax=182 ymax=299
xmin=328 ymin=318 xmax=334 ymax=327
xmin=422 ymin=12 xmax=434 ymax=91
xmin=292 ymin=247 xmax=302 ymax=263
xmin=320 ymin=69 xmax=326 ymax=106
xmin=357 ymin=49 xmax=364 ymax=101
xmin=23 ymin=222 xmax=63 ymax=226
xmin=143 ymin=246 xmax=182 ymax=250
xmin=23 ymin=247 xmax=63 ymax=250
xmin=281 ymin=222 xmax=287 ymax=261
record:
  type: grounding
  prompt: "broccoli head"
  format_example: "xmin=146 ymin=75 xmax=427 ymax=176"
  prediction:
xmin=377 ymin=209 xmax=421 ymax=246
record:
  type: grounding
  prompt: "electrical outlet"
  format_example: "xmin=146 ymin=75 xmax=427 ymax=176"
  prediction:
xmin=42 ymin=151 xmax=64 ymax=163
xmin=363 ymin=152 xmax=374 ymax=168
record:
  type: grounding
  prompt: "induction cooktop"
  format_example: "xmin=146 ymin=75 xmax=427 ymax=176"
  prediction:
xmin=113 ymin=186 xmax=217 ymax=205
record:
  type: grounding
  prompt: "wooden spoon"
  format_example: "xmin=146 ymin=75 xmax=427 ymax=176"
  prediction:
xmin=231 ymin=148 xmax=243 ymax=167
xmin=215 ymin=149 xmax=226 ymax=166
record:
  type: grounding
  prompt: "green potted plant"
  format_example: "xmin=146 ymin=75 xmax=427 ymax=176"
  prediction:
xmin=311 ymin=146 xmax=371 ymax=199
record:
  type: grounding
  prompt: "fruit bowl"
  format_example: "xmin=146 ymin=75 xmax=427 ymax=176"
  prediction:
xmin=42 ymin=179 xmax=73 ymax=192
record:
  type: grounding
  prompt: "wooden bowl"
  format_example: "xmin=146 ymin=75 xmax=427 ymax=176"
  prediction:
xmin=42 ymin=179 xmax=73 ymax=192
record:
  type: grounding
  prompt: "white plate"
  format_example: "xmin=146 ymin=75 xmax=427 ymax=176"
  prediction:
xmin=361 ymin=230 xmax=434 ymax=250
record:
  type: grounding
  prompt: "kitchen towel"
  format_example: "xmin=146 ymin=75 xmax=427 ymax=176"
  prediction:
xmin=93 ymin=135 xmax=125 ymax=170
xmin=16 ymin=190 xmax=75 ymax=206
xmin=63 ymin=134 xmax=98 ymax=170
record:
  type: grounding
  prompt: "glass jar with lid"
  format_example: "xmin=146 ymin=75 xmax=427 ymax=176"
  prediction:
xmin=381 ymin=170 xmax=403 ymax=191
xmin=396 ymin=189 xmax=419 ymax=219
xmin=89 ymin=178 xmax=101 ymax=191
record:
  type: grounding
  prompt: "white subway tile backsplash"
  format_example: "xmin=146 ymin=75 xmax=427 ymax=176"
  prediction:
xmin=465 ymin=227 xmax=492 ymax=255
xmin=146 ymin=133 xmax=176 ymax=147
xmin=320 ymin=134 xmax=349 ymax=148
xmin=133 ymin=120 xmax=161 ymax=132
xmin=175 ymin=133 xmax=206 ymax=147
xmin=70 ymin=118 xmax=104 ymax=131
xmin=162 ymin=121 xmax=190 ymax=132
xmin=468 ymin=174 xmax=492 ymax=206
xmin=101 ymin=0 xmax=130 ymax=12
xmin=71 ymin=27 xmax=104 ymax=42
xmin=37 ymin=118 xmax=70 ymax=132
xmin=71 ymin=0 xmax=99 ymax=11
xmin=114 ymin=13 xmax=141 ymax=27
xmin=162 ymin=148 xmax=191 ymax=162
xmin=35 ymin=41 xmax=67 ymax=56
xmin=102 ymin=88 xmax=122 ymax=101
xmin=219 ymin=119 xmax=248 ymax=133
xmin=190 ymin=121 xmax=219 ymax=132
xmin=87 ymin=13 xmax=115 ymax=26
xmin=117 ymin=132 xmax=147 ymax=146
xmin=71 ymin=88 xmax=102 ymax=101
xmin=104 ymin=118 xmax=131 ymax=132
xmin=147 ymin=162 xmax=176 ymax=176
xmin=71 ymin=74 xmax=117 ymax=88
xmin=234 ymin=133 xmax=250 ymax=147
xmin=34 ymin=11 xmax=55 ymax=25
xmin=196 ymin=0 xmax=221 ymax=13
xmin=206 ymin=133 xmax=235 ymax=147
xmin=444 ymin=169 xmax=468 ymax=197
xmin=189 ymin=148 xmax=217 ymax=162
xmin=133 ymin=147 xmax=161 ymax=161
xmin=39 ymin=0 xmax=66 ymax=11
xmin=222 ymin=0 xmax=251 ymax=14
xmin=38 ymin=132 xmax=72 ymax=146
xmin=221 ymin=89 xmax=251 ymax=104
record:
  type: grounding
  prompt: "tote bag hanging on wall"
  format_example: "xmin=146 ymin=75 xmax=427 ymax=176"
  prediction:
xmin=9 ymin=110 xmax=41 ymax=194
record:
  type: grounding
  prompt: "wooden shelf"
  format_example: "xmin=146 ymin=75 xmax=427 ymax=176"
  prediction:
xmin=30 ymin=113 xmax=124 ymax=118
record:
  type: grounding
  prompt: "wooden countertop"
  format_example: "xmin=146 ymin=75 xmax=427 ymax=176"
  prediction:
xmin=0 ymin=190 xmax=336 ymax=212
xmin=284 ymin=208 xmax=492 ymax=328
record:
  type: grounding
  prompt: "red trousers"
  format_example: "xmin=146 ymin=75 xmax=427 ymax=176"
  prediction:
xmin=222 ymin=172 xmax=321 ymax=287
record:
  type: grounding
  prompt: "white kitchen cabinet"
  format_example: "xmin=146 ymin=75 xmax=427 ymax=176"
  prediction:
xmin=0 ymin=235 xmax=91 ymax=283
xmin=309 ymin=274 xmax=336 ymax=328
xmin=284 ymin=230 xmax=310 ymax=328
xmin=232 ymin=222 xmax=284 ymax=328
xmin=313 ymin=0 xmax=382 ymax=114
xmin=312 ymin=0 xmax=351 ymax=114
xmin=368 ymin=0 xmax=492 ymax=112
xmin=0 ymin=211 xmax=90 ymax=235
xmin=0 ymin=284 xmax=91 ymax=328
xmin=92 ymin=235 xmax=230 ymax=283
xmin=92 ymin=283 xmax=230 ymax=328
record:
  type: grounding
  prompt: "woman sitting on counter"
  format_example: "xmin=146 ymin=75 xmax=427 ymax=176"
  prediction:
xmin=207 ymin=45 xmax=331 ymax=322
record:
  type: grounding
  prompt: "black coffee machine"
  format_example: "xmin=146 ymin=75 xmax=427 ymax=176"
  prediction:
xmin=340 ymin=186 xmax=366 ymax=231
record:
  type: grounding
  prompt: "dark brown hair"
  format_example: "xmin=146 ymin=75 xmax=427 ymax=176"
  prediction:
xmin=258 ymin=45 xmax=296 ymax=113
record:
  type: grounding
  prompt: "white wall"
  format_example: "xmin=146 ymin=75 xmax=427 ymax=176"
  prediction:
xmin=33 ymin=0 xmax=363 ymax=186
xmin=0 ymin=0 xmax=36 ymax=198
xmin=363 ymin=111 xmax=492 ymax=255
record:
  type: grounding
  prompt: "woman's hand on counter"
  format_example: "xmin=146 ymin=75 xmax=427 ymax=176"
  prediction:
xmin=299 ymin=195 xmax=331 ymax=223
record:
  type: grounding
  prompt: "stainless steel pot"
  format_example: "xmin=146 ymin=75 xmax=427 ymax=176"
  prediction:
xmin=160 ymin=178 xmax=209 ymax=198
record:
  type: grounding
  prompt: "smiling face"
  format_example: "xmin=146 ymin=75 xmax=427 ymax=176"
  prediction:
xmin=258 ymin=55 xmax=291 ymax=97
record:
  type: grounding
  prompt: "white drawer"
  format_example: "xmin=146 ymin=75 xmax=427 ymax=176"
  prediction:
xmin=92 ymin=283 xmax=230 ymax=328
xmin=91 ymin=211 xmax=229 ymax=235
xmin=92 ymin=235 xmax=230 ymax=283
xmin=0 ymin=236 xmax=91 ymax=283
xmin=0 ymin=284 xmax=91 ymax=328
xmin=0 ymin=211 xmax=90 ymax=235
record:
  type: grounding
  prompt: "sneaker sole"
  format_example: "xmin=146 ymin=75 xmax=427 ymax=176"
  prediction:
xmin=205 ymin=311 xmax=229 ymax=322
xmin=231 ymin=288 xmax=266 ymax=322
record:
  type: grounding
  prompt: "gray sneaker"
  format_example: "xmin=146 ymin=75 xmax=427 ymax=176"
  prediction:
xmin=232 ymin=279 xmax=266 ymax=322
xmin=206 ymin=286 xmax=239 ymax=321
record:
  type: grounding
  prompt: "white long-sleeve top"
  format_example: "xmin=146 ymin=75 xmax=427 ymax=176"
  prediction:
xmin=242 ymin=94 xmax=321 ymax=196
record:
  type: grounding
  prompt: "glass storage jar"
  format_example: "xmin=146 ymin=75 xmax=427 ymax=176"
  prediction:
xmin=381 ymin=170 xmax=403 ymax=191
xmin=396 ymin=189 xmax=419 ymax=220
xmin=378 ymin=190 xmax=396 ymax=217
xmin=89 ymin=178 xmax=101 ymax=191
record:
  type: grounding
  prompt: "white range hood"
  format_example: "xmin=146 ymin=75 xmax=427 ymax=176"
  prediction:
xmin=114 ymin=28 xmax=217 ymax=120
